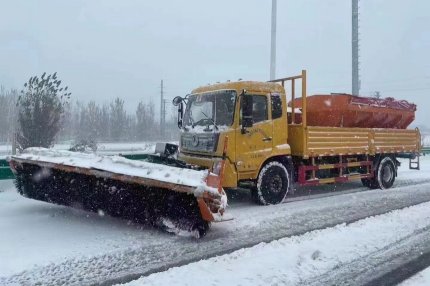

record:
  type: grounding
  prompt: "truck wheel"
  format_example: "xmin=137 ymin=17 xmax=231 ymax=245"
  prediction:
xmin=376 ymin=157 xmax=396 ymax=189
xmin=253 ymin=161 xmax=290 ymax=205
xmin=362 ymin=157 xmax=396 ymax=189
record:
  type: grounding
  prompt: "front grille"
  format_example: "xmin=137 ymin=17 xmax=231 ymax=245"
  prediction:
xmin=181 ymin=133 xmax=219 ymax=153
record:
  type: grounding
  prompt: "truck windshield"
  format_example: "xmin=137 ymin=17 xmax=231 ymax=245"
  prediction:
xmin=184 ymin=90 xmax=236 ymax=129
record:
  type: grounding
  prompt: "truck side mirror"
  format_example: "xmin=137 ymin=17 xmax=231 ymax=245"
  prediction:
xmin=241 ymin=91 xmax=253 ymax=133
xmin=172 ymin=96 xmax=182 ymax=106
xmin=173 ymin=96 xmax=184 ymax=128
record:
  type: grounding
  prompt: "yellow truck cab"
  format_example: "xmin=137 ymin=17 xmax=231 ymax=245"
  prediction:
xmin=173 ymin=71 xmax=421 ymax=205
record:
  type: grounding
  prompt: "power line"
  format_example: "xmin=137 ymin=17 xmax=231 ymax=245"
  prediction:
xmin=312 ymin=76 xmax=430 ymax=90
xmin=362 ymin=86 xmax=430 ymax=93
xmin=362 ymin=76 xmax=430 ymax=85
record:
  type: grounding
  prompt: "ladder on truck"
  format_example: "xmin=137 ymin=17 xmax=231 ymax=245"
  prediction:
xmin=409 ymin=155 xmax=420 ymax=170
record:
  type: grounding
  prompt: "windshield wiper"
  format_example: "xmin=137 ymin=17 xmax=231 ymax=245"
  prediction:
xmin=192 ymin=111 xmax=219 ymax=131
xmin=200 ymin=111 xmax=219 ymax=130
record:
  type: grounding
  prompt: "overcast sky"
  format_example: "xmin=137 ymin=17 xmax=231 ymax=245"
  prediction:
xmin=0 ymin=0 xmax=429 ymax=125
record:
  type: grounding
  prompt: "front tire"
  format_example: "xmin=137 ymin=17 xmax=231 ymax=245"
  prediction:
xmin=252 ymin=161 xmax=290 ymax=205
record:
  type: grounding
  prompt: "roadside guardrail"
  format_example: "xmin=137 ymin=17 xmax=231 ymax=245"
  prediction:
xmin=0 ymin=159 xmax=14 ymax=180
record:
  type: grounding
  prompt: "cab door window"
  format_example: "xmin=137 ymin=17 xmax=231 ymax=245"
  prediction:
xmin=252 ymin=95 xmax=268 ymax=123
xmin=271 ymin=94 xmax=282 ymax=119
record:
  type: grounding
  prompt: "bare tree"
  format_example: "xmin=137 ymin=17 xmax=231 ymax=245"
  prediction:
xmin=0 ymin=87 xmax=18 ymax=142
xmin=109 ymin=98 xmax=126 ymax=141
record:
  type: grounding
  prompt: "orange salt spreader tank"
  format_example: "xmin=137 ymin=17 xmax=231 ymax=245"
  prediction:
xmin=292 ymin=93 xmax=416 ymax=129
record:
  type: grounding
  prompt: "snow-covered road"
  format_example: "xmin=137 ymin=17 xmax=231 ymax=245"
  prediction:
xmin=1 ymin=158 xmax=430 ymax=285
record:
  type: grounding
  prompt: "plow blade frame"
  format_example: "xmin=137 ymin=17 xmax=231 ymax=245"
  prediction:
xmin=9 ymin=158 xmax=225 ymax=238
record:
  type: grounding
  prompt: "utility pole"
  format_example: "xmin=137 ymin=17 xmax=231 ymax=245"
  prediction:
xmin=270 ymin=0 xmax=277 ymax=80
xmin=160 ymin=79 xmax=164 ymax=137
xmin=352 ymin=0 xmax=360 ymax=95
xmin=163 ymin=99 xmax=168 ymax=137
xmin=163 ymin=99 xmax=168 ymax=121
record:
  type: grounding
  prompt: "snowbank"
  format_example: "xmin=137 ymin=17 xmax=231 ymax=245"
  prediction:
xmin=121 ymin=202 xmax=430 ymax=286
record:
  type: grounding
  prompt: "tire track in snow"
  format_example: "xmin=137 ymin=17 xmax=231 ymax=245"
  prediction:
xmin=285 ymin=176 xmax=430 ymax=204
xmin=366 ymin=249 xmax=430 ymax=286
xmin=225 ymin=175 xmax=430 ymax=214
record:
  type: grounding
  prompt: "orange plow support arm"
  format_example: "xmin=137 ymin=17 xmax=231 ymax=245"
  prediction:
xmin=198 ymin=136 xmax=229 ymax=222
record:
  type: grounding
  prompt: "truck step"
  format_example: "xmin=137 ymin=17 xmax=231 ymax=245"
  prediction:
xmin=409 ymin=156 xmax=420 ymax=170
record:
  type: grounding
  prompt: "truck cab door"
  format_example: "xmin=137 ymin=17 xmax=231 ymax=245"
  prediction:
xmin=236 ymin=94 xmax=273 ymax=174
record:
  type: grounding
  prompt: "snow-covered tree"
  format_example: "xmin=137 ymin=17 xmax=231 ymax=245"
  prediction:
xmin=17 ymin=72 xmax=70 ymax=149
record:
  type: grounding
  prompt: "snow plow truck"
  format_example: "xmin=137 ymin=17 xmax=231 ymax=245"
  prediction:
xmin=8 ymin=70 xmax=421 ymax=237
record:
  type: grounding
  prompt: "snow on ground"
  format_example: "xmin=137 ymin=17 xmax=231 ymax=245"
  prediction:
xmin=0 ymin=180 xmax=158 ymax=277
xmin=120 ymin=202 xmax=430 ymax=286
xmin=400 ymin=267 xmax=430 ymax=286
xmin=1 ymin=157 xmax=430 ymax=285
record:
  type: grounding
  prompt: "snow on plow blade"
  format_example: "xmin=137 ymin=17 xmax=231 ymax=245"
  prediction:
xmin=8 ymin=148 xmax=227 ymax=238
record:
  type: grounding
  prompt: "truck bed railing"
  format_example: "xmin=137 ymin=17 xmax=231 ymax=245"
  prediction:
xmin=269 ymin=70 xmax=307 ymax=128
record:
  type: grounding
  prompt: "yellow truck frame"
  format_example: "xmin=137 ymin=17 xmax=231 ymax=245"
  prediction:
xmin=175 ymin=70 xmax=421 ymax=205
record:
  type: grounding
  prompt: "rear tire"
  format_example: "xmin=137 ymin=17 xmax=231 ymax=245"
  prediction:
xmin=376 ymin=157 xmax=396 ymax=189
xmin=362 ymin=156 xmax=396 ymax=190
xmin=252 ymin=161 xmax=290 ymax=205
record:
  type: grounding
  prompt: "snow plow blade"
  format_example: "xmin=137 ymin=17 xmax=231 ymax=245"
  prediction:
xmin=8 ymin=148 xmax=227 ymax=238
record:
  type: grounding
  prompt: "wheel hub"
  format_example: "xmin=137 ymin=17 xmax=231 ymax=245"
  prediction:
xmin=270 ymin=175 xmax=283 ymax=193
xmin=382 ymin=165 xmax=393 ymax=183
